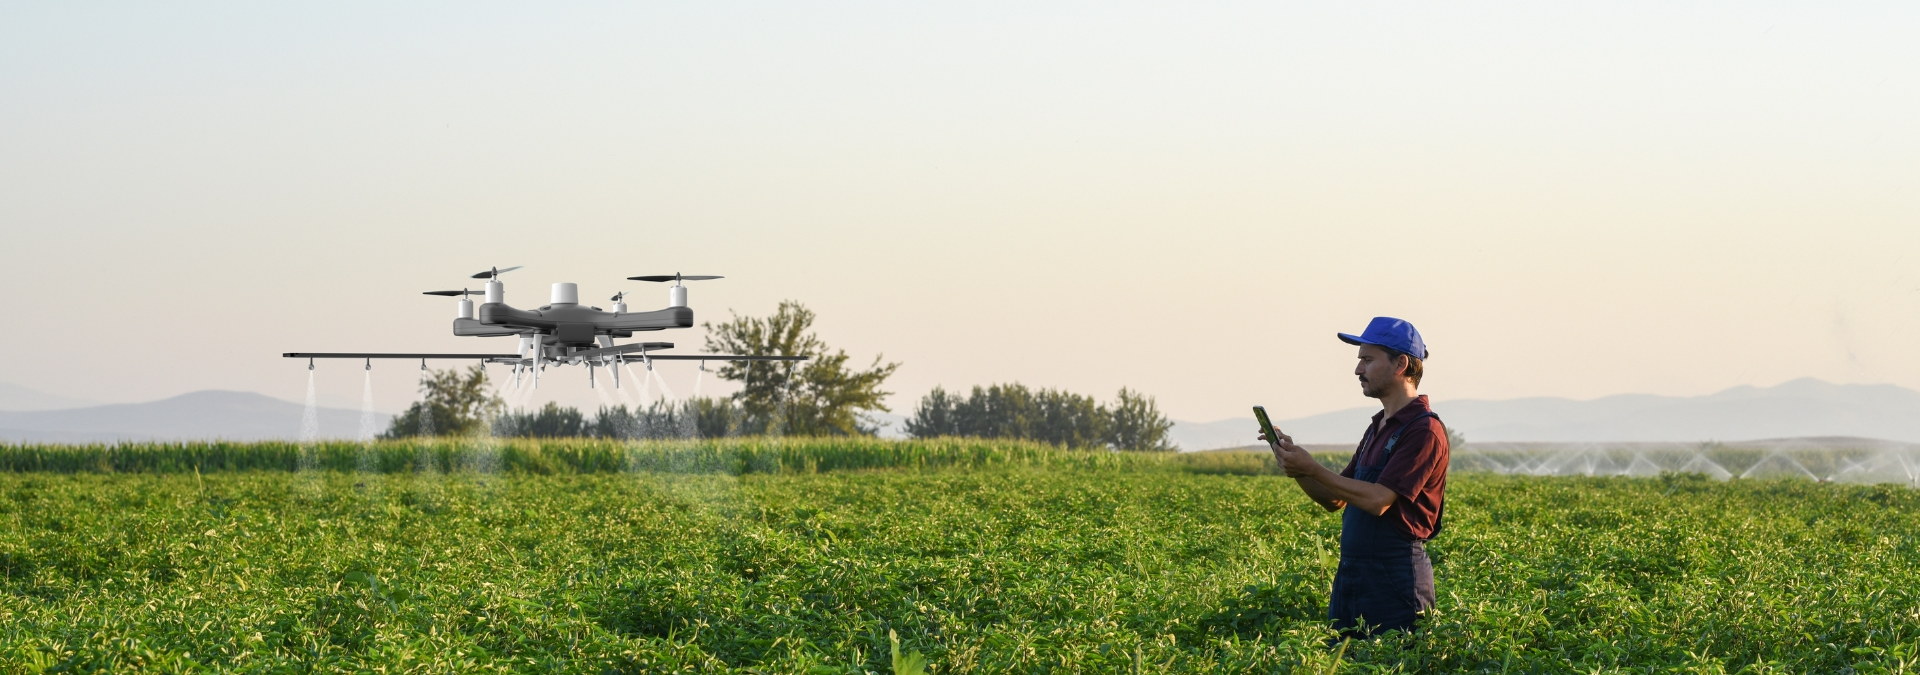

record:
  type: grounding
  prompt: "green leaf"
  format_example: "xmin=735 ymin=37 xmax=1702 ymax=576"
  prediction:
xmin=891 ymin=629 xmax=930 ymax=675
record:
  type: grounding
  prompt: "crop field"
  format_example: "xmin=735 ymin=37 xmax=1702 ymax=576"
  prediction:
xmin=1 ymin=439 xmax=1917 ymax=673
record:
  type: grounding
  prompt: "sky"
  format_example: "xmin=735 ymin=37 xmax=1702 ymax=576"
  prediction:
xmin=2 ymin=1 xmax=1917 ymax=424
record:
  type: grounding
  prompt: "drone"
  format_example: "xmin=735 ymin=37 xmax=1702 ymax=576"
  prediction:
xmin=284 ymin=266 xmax=806 ymax=388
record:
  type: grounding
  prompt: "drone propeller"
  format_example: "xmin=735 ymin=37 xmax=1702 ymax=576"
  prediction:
xmin=610 ymin=291 xmax=627 ymax=302
xmin=471 ymin=265 xmax=523 ymax=280
xmin=628 ymin=273 xmax=723 ymax=283
xmin=423 ymin=289 xmax=482 ymax=297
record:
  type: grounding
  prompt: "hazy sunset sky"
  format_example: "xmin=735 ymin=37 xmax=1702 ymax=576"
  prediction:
xmin=3 ymin=2 xmax=1916 ymax=423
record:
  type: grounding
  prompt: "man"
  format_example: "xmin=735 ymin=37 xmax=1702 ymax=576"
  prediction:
xmin=1261 ymin=316 xmax=1448 ymax=637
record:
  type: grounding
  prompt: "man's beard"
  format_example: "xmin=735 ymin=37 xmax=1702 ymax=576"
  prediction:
xmin=1359 ymin=376 xmax=1386 ymax=399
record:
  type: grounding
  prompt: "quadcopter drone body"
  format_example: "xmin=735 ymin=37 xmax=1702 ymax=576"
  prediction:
xmin=286 ymin=267 xmax=804 ymax=387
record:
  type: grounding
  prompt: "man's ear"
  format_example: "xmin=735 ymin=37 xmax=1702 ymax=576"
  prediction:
xmin=1394 ymin=354 xmax=1411 ymax=379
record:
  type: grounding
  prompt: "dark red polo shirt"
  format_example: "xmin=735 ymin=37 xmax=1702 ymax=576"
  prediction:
xmin=1339 ymin=395 xmax=1449 ymax=540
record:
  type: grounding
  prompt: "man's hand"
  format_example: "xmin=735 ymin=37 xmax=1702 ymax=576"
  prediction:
xmin=1259 ymin=428 xmax=1323 ymax=478
xmin=1260 ymin=421 xmax=1400 ymax=515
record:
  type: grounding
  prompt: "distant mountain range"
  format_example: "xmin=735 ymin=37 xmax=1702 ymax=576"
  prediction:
xmin=1170 ymin=378 xmax=1920 ymax=451
xmin=0 ymin=382 xmax=98 ymax=412
xmin=0 ymin=390 xmax=386 ymax=443
xmin=2 ymin=378 xmax=1915 ymax=448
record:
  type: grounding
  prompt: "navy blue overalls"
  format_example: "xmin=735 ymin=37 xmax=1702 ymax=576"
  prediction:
xmin=1328 ymin=411 xmax=1443 ymax=636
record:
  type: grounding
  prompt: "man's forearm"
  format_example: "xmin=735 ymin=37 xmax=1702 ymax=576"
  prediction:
xmin=1299 ymin=463 xmax=1400 ymax=516
xmin=1293 ymin=474 xmax=1346 ymax=511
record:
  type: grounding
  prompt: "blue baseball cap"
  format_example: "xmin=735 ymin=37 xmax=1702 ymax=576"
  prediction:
xmin=1338 ymin=317 xmax=1429 ymax=360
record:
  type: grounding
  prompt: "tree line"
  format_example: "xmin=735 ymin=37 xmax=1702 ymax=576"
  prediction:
xmin=383 ymin=300 xmax=1174 ymax=451
xmin=488 ymin=398 xmax=765 ymax=440
xmin=903 ymin=384 xmax=1174 ymax=451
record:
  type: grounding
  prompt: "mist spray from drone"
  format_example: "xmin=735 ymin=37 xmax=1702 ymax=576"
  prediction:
xmin=629 ymin=363 xmax=653 ymax=407
xmin=613 ymin=364 xmax=638 ymax=408
xmin=416 ymin=360 xmax=438 ymax=476
xmin=300 ymin=361 xmax=320 ymax=473
xmin=649 ymin=368 xmax=677 ymax=400
xmin=355 ymin=360 xmax=379 ymax=496
xmin=358 ymin=362 xmax=378 ymax=443
xmin=671 ymin=364 xmax=700 ymax=440
xmin=466 ymin=365 xmax=506 ymax=475
xmin=301 ymin=365 xmax=320 ymax=445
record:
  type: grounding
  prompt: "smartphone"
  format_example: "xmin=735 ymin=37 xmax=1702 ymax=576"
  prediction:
xmin=1253 ymin=406 xmax=1281 ymax=446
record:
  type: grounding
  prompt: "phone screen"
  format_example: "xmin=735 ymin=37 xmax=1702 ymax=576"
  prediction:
xmin=1253 ymin=406 xmax=1280 ymax=445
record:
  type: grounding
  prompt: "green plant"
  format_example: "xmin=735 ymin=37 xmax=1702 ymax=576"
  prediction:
xmin=0 ymin=439 xmax=1915 ymax=673
xmin=704 ymin=300 xmax=900 ymax=436
xmin=492 ymin=401 xmax=589 ymax=438
xmin=891 ymin=629 xmax=929 ymax=675
xmin=905 ymin=383 xmax=1176 ymax=451
xmin=1106 ymin=387 xmax=1175 ymax=452
xmin=384 ymin=364 xmax=504 ymax=438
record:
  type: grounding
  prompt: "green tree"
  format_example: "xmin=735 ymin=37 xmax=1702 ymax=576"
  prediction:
xmin=1105 ymin=387 xmax=1175 ymax=452
xmin=591 ymin=401 xmax=701 ymax=440
xmin=704 ymin=301 xmax=900 ymax=436
xmin=943 ymin=384 xmax=1108 ymax=448
xmin=688 ymin=396 xmax=749 ymax=439
xmin=903 ymin=386 xmax=960 ymax=438
xmin=383 ymin=365 xmax=504 ymax=438
xmin=491 ymin=402 xmax=587 ymax=438
xmin=906 ymin=383 xmax=1174 ymax=451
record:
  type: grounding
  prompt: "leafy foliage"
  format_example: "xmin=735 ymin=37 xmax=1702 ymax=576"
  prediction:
xmin=1108 ymin=387 xmax=1176 ymax=453
xmin=0 ymin=437 xmax=1168 ymax=474
xmin=905 ymin=383 xmax=1175 ymax=451
xmin=0 ymin=460 xmax=1915 ymax=673
xmin=490 ymin=402 xmax=587 ymax=438
xmin=588 ymin=401 xmax=695 ymax=440
xmin=588 ymin=398 xmax=776 ymax=440
xmin=491 ymin=398 xmax=799 ymax=440
xmin=704 ymin=301 xmax=900 ymax=436
xmin=891 ymin=629 xmax=929 ymax=675
xmin=383 ymin=365 xmax=504 ymax=438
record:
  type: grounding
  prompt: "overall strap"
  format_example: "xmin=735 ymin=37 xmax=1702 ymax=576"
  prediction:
xmin=1382 ymin=411 xmax=1446 ymax=537
xmin=1355 ymin=423 xmax=1379 ymax=459
xmin=1381 ymin=411 xmax=1440 ymax=462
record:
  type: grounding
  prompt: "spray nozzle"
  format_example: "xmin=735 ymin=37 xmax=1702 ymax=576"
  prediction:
xmin=308 ymin=358 xmax=315 ymax=371
xmin=365 ymin=358 xmax=371 ymax=371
